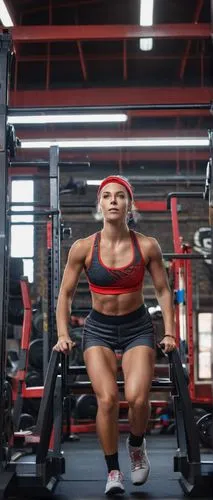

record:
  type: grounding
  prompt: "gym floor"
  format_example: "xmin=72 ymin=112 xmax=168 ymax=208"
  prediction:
xmin=53 ymin=434 xmax=213 ymax=500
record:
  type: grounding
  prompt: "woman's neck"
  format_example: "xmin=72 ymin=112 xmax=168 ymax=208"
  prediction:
xmin=101 ymin=222 xmax=130 ymax=243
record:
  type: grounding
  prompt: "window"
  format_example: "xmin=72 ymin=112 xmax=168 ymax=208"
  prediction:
xmin=197 ymin=313 xmax=212 ymax=380
xmin=10 ymin=180 xmax=34 ymax=282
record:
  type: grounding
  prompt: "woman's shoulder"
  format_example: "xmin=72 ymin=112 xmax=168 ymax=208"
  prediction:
xmin=71 ymin=232 xmax=98 ymax=252
xmin=67 ymin=232 xmax=98 ymax=264
xmin=132 ymin=231 xmax=161 ymax=251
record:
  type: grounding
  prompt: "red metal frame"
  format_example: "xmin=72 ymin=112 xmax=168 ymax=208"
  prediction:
xmin=169 ymin=196 xmax=212 ymax=405
xmin=123 ymin=40 xmax=127 ymax=81
xmin=14 ymin=279 xmax=32 ymax=385
xmin=135 ymin=201 xmax=167 ymax=212
xmin=184 ymin=247 xmax=195 ymax=401
xmin=9 ymin=86 xmax=213 ymax=107
xmin=77 ymin=40 xmax=88 ymax=81
xmin=3 ymin=24 xmax=210 ymax=42
xmin=180 ymin=0 xmax=204 ymax=80
xmin=47 ymin=220 xmax=52 ymax=250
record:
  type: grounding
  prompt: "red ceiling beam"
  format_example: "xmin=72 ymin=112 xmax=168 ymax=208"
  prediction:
xmin=16 ymin=54 xmax=211 ymax=63
xmin=180 ymin=0 xmax=204 ymax=80
xmin=9 ymin=87 xmax=213 ymax=108
xmin=77 ymin=40 xmax=88 ymax=80
xmin=3 ymin=24 xmax=210 ymax=42
xmin=15 ymin=150 xmax=208 ymax=162
xmin=16 ymin=128 xmax=207 ymax=140
xmin=127 ymin=109 xmax=210 ymax=118
xmin=123 ymin=40 xmax=127 ymax=81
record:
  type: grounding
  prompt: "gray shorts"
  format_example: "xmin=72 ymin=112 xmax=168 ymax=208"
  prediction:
xmin=82 ymin=304 xmax=156 ymax=353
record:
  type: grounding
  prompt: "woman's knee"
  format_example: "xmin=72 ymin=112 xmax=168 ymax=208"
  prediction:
xmin=97 ymin=391 xmax=118 ymax=413
xmin=126 ymin=392 xmax=150 ymax=410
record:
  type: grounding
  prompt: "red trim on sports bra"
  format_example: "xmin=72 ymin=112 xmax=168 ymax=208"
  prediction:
xmin=84 ymin=233 xmax=97 ymax=272
xmin=98 ymin=230 xmax=135 ymax=271
xmin=88 ymin=282 xmax=143 ymax=295
xmin=132 ymin=231 xmax=146 ymax=266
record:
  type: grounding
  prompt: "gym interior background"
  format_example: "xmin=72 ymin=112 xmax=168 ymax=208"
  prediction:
xmin=0 ymin=1 xmax=213 ymax=499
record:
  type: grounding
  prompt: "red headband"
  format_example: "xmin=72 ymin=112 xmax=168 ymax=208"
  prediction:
xmin=98 ymin=176 xmax=133 ymax=200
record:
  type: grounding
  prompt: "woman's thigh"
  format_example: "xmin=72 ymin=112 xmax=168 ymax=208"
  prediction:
xmin=83 ymin=346 xmax=118 ymax=399
xmin=122 ymin=346 xmax=155 ymax=401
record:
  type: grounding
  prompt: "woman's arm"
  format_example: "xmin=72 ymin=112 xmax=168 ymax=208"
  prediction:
xmin=54 ymin=239 xmax=86 ymax=353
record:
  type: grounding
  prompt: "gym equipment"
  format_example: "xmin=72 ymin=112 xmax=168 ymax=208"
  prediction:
xmin=28 ymin=339 xmax=43 ymax=371
xmin=25 ymin=370 xmax=43 ymax=387
xmin=8 ymin=297 xmax=24 ymax=325
xmin=8 ymin=258 xmax=23 ymax=295
xmin=69 ymin=328 xmax=84 ymax=367
xmin=60 ymin=223 xmax=72 ymax=241
xmin=75 ymin=394 xmax=98 ymax=420
xmin=6 ymin=123 xmax=20 ymax=159
xmin=32 ymin=310 xmax=45 ymax=338
xmin=18 ymin=413 xmax=35 ymax=431
xmin=6 ymin=350 xmax=19 ymax=377
xmin=196 ymin=412 xmax=213 ymax=449
xmin=2 ymin=381 xmax=13 ymax=467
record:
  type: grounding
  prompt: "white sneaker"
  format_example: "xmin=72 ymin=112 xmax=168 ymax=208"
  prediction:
xmin=105 ymin=470 xmax=125 ymax=495
xmin=126 ymin=437 xmax=150 ymax=485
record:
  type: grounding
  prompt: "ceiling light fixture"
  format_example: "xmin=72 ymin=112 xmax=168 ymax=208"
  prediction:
xmin=20 ymin=138 xmax=209 ymax=149
xmin=139 ymin=0 xmax=154 ymax=51
xmin=0 ymin=0 xmax=14 ymax=27
xmin=7 ymin=114 xmax=128 ymax=125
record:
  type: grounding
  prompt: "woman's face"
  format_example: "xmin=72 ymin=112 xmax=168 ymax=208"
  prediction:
xmin=99 ymin=182 xmax=131 ymax=221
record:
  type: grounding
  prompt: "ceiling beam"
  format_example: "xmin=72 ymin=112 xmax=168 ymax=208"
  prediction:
xmin=2 ymin=24 xmax=210 ymax=42
xmin=9 ymin=86 xmax=213 ymax=108
xmin=15 ymin=128 xmax=208 ymax=140
xmin=15 ymin=150 xmax=208 ymax=162
xmin=16 ymin=54 xmax=211 ymax=63
xmin=180 ymin=0 xmax=204 ymax=80
xmin=77 ymin=40 xmax=88 ymax=80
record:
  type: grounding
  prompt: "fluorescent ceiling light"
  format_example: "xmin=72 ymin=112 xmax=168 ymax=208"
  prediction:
xmin=139 ymin=38 xmax=153 ymax=51
xmin=8 ymin=114 xmax=128 ymax=125
xmin=86 ymin=180 xmax=101 ymax=186
xmin=21 ymin=138 xmax=209 ymax=149
xmin=0 ymin=0 xmax=14 ymax=27
xmin=139 ymin=0 xmax=154 ymax=51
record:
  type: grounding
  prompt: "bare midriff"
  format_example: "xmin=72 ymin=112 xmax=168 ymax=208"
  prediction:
xmin=91 ymin=289 xmax=144 ymax=316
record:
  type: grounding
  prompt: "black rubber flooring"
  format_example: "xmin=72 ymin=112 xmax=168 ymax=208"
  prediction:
xmin=53 ymin=433 xmax=213 ymax=500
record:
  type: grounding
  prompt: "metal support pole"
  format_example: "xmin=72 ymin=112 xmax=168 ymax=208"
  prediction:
xmin=48 ymin=146 xmax=60 ymax=358
xmin=0 ymin=33 xmax=15 ymax=492
xmin=8 ymin=103 xmax=211 ymax=114
xmin=0 ymin=33 xmax=10 ymax=469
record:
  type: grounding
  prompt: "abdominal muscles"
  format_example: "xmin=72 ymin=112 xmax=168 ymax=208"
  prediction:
xmin=91 ymin=289 xmax=144 ymax=315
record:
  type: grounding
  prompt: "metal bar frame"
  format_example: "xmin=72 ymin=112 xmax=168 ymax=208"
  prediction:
xmin=2 ymin=24 xmax=210 ymax=42
xmin=184 ymin=249 xmax=196 ymax=401
xmin=179 ymin=0 xmax=204 ymax=80
xmin=8 ymin=102 xmax=212 ymax=113
xmin=0 ymin=33 xmax=13 ymax=477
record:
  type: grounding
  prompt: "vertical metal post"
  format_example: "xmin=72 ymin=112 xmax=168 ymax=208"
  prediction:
xmin=0 ymin=33 xmax=11 ymax=470
xmin=185 ymin=254 xmax=195 ymax=400
xmin=170 ymin=198 xmax=182 ymax=347
xmin=49 ymin=145 xmax=60 ymax=351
